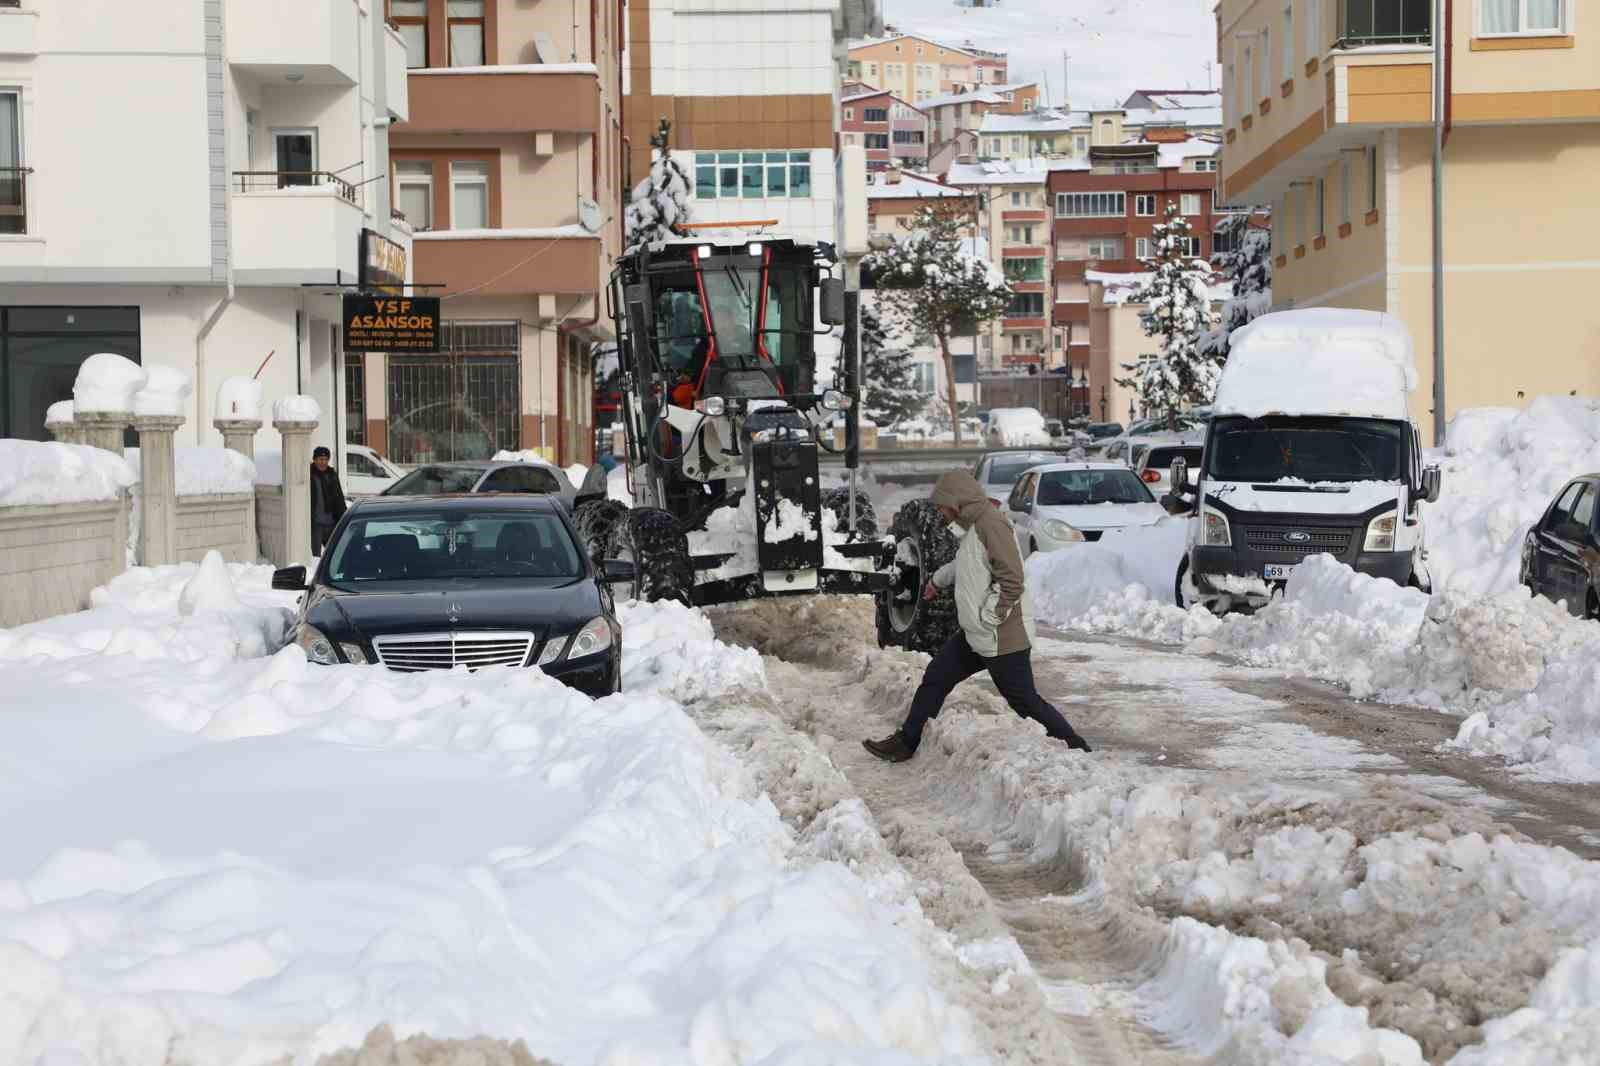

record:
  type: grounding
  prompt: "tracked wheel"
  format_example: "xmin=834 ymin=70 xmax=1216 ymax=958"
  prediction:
xmin=605 ymin=507 xmax=693 ymax=606
xmin=574 ymin=498 xmax=629 ymax=566
xmin=875 ymin=500 xmax=959 ymax=653
xmin=822 ymin=486 xmax=878 ymax=538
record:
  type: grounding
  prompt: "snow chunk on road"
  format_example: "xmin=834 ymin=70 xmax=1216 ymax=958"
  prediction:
xmin=619 ymin=598 xmax=766 ymax=701
xmin=177 ymin=550 xmax=244 ymax=616
xmin=0 ymin=440 xmax=135 ymax=507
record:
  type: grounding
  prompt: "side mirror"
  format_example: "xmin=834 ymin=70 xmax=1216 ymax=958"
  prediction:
xmin=1169 ymin=458 xmax=1189 ymax=496
xmin=272 ymin=565 xmax=309 ymax=591
xmin=1161 ymin=493 xmax=1195 ymax=516
xmin=601 ymin=559 xmax=638 ymax=584
xmin=1421 ymin=465 xmax=1442 ymax=504
xmin=819 ymin=277 xmax=846 ymax=326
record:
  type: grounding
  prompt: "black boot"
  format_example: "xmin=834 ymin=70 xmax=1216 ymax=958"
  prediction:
xmin=1064 ymin=731 xmax=1092 ymax=753
xmin=862 ymin=731 xmax=915 ymax=763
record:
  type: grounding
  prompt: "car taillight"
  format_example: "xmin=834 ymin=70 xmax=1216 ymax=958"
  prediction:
xmin=1141 ymin=470 xmax=1161 ymax=483
xmin=990 ymin=498 xmax=1002 ymax=508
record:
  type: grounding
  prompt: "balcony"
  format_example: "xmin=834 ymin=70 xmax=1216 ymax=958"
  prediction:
xmin=402 ymin=67 xmax=600 ymax=135
xmin=384 ymin=24 xmax=410 ymax=122
xmin=0 ymin=167 xmax=29 ymax=235
xmin=227 ymin=0 xmax=359 ymax=85
xmin=1335 ymin=0 xmax=1431 ymax=50
xmin=412 ymin=230 xmax=602 ymax=297
xmin=231 ymin=172 xmax=363 ymax=283
xmin=0 ymin=3 xmax=38 ymax=56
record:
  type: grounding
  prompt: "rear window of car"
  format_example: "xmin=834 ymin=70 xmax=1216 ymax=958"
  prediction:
xmin=386 ymin=466 xmax=482 ymax=495
xmin=985 ymin=454 xmax=1055 ymax=484
xmin=1144 ymin=446 xmax=1203 ymax=470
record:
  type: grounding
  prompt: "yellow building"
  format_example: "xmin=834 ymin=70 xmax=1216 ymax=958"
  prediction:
xmin=846 ymin=34 xmax=983 ymax=103
xmin=1217 ymin=0 xmax=1600 ymax=432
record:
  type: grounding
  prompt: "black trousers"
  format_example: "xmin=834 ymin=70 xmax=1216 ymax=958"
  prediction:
xmin=312 ymin=523 xmax=336 ymax=556
xmin=901 ymin=632 xmax=1086 ymax=751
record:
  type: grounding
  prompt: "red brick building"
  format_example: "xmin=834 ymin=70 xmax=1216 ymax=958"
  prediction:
xmin=1048 ymin=136 xmax=1221 ymax=374
xmin=842 ymin=85 xmax=930 ymax=172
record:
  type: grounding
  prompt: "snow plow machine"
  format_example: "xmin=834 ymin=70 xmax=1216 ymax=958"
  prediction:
xmin=571 ymin=232 xmax=959 ymax=653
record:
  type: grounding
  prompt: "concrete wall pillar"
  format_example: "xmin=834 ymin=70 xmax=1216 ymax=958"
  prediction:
xmin=46 ymin=414 xmax=84 ymax=445
xmin=274 ymin=419 xmax=317 ymax=565
xmin=213 ymin=418 xmax=263 ymax=461
xmin=133 ymin=415 xmax=184 ymax=567
xmin=75 ymin=411 xmax=131 ymax=454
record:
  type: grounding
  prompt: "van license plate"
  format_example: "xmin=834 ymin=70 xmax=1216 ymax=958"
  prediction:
xmin=1263 ymin=564 xmax=1295 ymax=581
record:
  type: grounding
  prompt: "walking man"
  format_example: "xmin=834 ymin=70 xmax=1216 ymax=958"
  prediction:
xmin=309 ymin=446 xmax=348 ymax=556
xmin=864 ymin=471 xmax=1091 ymax=762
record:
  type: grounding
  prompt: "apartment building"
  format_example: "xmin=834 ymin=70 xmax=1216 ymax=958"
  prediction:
xmin=864 ymin=169 xmax=976 ymax=237
xmin=1048 ymin=136 xmax=1223 ymax=381
xmin=921 ymin=82 xmax=1040 ymax=146
xmin=980 ymin=103 xmax=1225 ymax=163
xmin=627 ymin=0 xmax=877 ymax=245
xmin=842 ymin=87 xmax=930 ymax=171
xmin=845 ymin=33 xmax=1005 ymax=102
xmin=1217 ymin=0 xmax=1600 ymax=426
xmin=0 ymin=0 xmax=409 ymax=449
xmin=1087 ymin=268 xmax=1229 ymax=425
xmin=382 ymin=0 xmax=622 ymax=466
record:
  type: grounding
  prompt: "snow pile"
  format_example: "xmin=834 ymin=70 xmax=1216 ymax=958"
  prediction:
xmin=176 ymin=549 xmax=245 ymax=616
xmin=125 ymin=446 xmax=257 ymax=496
xmin=272 ymin=394 xmax=321 ymax=423
xmin=0 ymin=572 xmax=979 ymax=1065
xmin=491 ymin=449 xmax=556 ymax=467
xmin=1216 ymin=309 xmax=1416 ymax=419
xmin=1424 ymin=396 xmax=1600 ymax=598
xmin=618 ymin=599 xmax=766 ymax=702
xmin=215 ymin=376 xmax=264 ymax=421
xmin=253 ymin=448 xmax=283 ymax=486
xmin=0 ymin=440 xmax=136 ymax=507
xmin=763 ymin=497 xmax=819 ymax=543
xmin=72 ymin=353 xmax=147 ymax=414
xmin=986 ymin=407 xmax=1051 ymax=446
xmin=131 ymin=365 xmax=192 ymax=418
xmin=44 ymin=399 xmax=74 ymax=425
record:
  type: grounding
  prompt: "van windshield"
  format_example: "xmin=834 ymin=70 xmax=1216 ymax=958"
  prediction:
xmin=1206 ymin=416 xmax=1406 ymax=483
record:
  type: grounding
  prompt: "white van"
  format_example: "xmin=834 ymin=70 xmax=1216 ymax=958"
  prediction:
xmin=1169 ymin=309 xmax=1441 ymax=611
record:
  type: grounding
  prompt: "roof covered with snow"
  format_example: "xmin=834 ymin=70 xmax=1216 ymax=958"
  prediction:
xmin=1088 ymin=269 xmax=1231 ymax=307
xmin=866 ymin=171 xmax=970 ymax=199
xmin=944 ymin=157 xmax=1090 ymax=185
xmin=917 ymin=83 xmax=1037 ymax=111
xmin=1216 ymin=309 xmax=1419 ymax=419
xmin=846 ymin=31 xmax=977 ymax=57
xmin=979 ymin=108 xmax=1087 ymax=134
xmin=1123 ymin=89 xmax=1224 ymax=112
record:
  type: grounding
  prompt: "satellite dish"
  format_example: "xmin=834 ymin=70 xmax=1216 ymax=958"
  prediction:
xmin=578 ymin=197 xmax=601 ymax=233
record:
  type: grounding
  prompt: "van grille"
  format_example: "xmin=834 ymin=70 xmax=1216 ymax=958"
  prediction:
xmin=372 ymin=631 xmax=536 ymax=672
xmin=1241 ymin=525 xmax=1355 ymax=561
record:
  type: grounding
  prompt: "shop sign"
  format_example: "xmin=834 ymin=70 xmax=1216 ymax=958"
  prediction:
xmin=360 ymin=228 xmax=407 ymax=295
xmin=343 ymin=294 xmax=440 ymax=353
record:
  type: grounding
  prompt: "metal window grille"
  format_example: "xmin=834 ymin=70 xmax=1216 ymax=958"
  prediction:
xmin=386 ymin=320 xmax=522 ymax=464
xmin=345 ymin=355 xmax=365 ymax=445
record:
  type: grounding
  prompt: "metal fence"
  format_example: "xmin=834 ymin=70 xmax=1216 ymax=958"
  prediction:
xmin=1336 ymin=0 xmax=1431 ymax=48
xmin=386 ymin=321 xmax=522 ymax=464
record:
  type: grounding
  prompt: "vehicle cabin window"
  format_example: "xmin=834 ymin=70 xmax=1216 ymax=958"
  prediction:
xmin=387 ymin=465 xmax=483 ymax=495
xmin=1036 ymin=469 xmax=1154 ymax=506
xmin=1546 ymin=481 xmax=1585 ymax=532
xmin=346 ymin=453 xmax=378 ymax=477
xmin=1565 ymin=483 xmax=1595 ymax=539
xmin=326 ymin=511 xmax=582 ymax=584
xmin=480 ymin=466 xmax=561 ymax=494
xmin=1007 ymin=473 xmax=1033 ymax=512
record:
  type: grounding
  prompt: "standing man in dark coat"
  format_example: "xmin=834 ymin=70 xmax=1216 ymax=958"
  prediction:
xmin=310 ymin=446 xmax=348 ymax=556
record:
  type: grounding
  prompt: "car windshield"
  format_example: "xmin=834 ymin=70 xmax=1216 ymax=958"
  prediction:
xmin=1037 ymin=469 xmax=1154 ymax=506
xmin=985 ymin=454 xmax=1055 ymax=485
xmin=325 ymin=510 xmax=582 ymax=584
xmin=386 ymin=465 xmax=483 ymax=495
xmin=1206 ymin=416 xmax=1406 ymax=483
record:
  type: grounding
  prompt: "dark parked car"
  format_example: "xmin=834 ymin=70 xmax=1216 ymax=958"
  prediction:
xmin=272 ymin=495 xmax=633 ymax=697
xmin=1521 ymin=474 xmax=1600 ymax=620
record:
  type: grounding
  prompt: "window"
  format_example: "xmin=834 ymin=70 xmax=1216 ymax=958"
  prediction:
xmin=1261 ymin=28 xmax=1272 ymax=101
xmin=1010 ymin=191 xmax=1024 ymax=207
xmin=864 ymin=107 xmax=889 ymax=123
xmin=1181 ymin=193 xmax=1203 ymax=215
xmin=1136 ymin=236 xmax=1153 ymax=259
xmin=389 ymin=0 xmax=428 ymax=67
xmin=1314 ymin=177 xmax=1326 ymax=237
xmin=395 ymin=160 xmax=434 ymax=230
xmin=1223 ymin=64 xmax=1233 ymax=118
xmin=1074 ymin=135 xmax=1088 ymax=154
xmin=450 ymin=161 xmax=489 ymax=228
xmin=1180 ymin=236 xmax=1203 ymax=257
xmin=1004 ymin=257 xmax=1046 ymax=281
xmin=345 ymin=356 xmax=365 ymax=446
xmin=1340 ymin=154 xmax=1352 ymax=225
xmin=844 ymin=108 xmax=854 ymax=121
xmin=1290 ymin=188 xmax=1303 ymax=247
xmin=892 ymin=130 xmax=924 ymax=145
xmin=448 ymin=0 xmax=485 ymax=66
xmin=864 ymin=133 xmax=890 ymax=150
xmin=1284 ymin=4 xmax=1295 ymax=73
xmin=0 ymin=91 xmax=21 ymax=234
xmin=1110 ymin=160 xmax=1157 ymax=175
xmin=1548 ymin=481 xmax=1586 ymax=530
xmin=1005 ymin=292 xmax=1045 ymax=317
xmin=1010 ymin=137 xmax=1022 ymax=153
xmin=1367 ymin=144 xmax=1379 ymax=212
xmin=1306 ymin=0 xmax=1320 ymax=60
xmin=1135 ymin=193 xmax=1157 ymax=216
xmin=1242 ymin=47 xmax=1253 ymax=109
xmin=0 ymin=307 xmax=143 ymax=441
xmin=1195 ymin=158 xmax=1219 ymax=172
xmin=1007 ymin=224 xmax=1036 ymax=244
xmin=692 ymin=151 xmax=811 ymax=199
xmin=1480 ymin=0 xmax=1566 ymax=34
xmin=1056 ymin=192 xmax=1126 ymax=217
xmin=1086 ymin=237 xmax=1124 ymax=259
xmin=1572 ymin=483 xmax=1597 ymax=534
xmin=1213 ymin=223 xmax=1240 ymax=255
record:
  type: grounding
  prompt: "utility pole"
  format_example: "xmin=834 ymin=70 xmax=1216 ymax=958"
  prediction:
xmin=1430 ymin=0 xmax=1447 ymax=444
xmin=1062 ymin=52 xmax=1070 ymax=110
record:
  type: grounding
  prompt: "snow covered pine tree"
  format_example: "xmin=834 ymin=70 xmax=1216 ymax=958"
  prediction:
xmin=1119 ymin=205 xmax=1218 ymax=429
xmin=863 ymin=205 xmax=1011 ymax=445
xmin=624 ymin=119 xmax=692 ymax=251
xmin=1198 ymin=211 xmax=1273 ymax=361
xmin=859 ymin=304 xmax=924 ymax=428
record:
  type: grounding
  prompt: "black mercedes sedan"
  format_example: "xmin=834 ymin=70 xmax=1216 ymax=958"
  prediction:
xmin=272 ymin=495 xmax=633 ymax=697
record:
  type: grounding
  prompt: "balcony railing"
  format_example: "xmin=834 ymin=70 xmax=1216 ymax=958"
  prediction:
xmin=233 ymin=170 xmax=358 ymax=205
xmin=1336 ymin=0 xmax=1431 ymax=49
xmin=0 ymin=166 xmax=29 ymax=234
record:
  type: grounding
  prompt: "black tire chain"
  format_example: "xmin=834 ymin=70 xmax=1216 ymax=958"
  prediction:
xmin=606 ymin=507 xmax=694 ymax=606
xmin=874 ymin=499 xmax=959 ymax=653
xmin=574 ymin=498 xmax=629 ymax=566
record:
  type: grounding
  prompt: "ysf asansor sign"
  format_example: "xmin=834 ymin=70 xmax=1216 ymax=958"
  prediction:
xmin=343 ymin=295 xmax=441 ymax=353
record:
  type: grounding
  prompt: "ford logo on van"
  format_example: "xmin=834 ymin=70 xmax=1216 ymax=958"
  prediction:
xmin=1283 ymin=531 xmax=1312 ymax=544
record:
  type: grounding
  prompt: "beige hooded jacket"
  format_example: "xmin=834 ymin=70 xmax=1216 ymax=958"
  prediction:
xmin=928 ymin=470 xmax=1035 ymax=657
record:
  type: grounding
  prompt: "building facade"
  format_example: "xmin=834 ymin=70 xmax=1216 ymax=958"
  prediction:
xmin=842 ymin=88 xmax=930 ymax=171
xmin=921 ymin=82 xmax=1040 ymax=148
xmin=1217 ymin=0 xmax=1600 ymax=427
xmin=0 ymin=0 xmax=409 ymax=452
xmin=845 ymin=33 xmax=1001 ymax=102
xmin=383 ymin=0 xmax=623 ymax=467
xmin=864 ymin=169 xmax=976 ymax=237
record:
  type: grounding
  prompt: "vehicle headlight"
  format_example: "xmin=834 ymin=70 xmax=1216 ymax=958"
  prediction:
xmin=535 ymin=635 xmax=569 ymax=667
xmin=1364 ymin=512 xmax=1398 ymax=552
xmin=296 ymin=624 xmax=339 ymax=665
xmin=568 ymin=616 xmax=614 ymax=659
xmin=339 ymin=642 xmax=369 ymax=665
xmin=1042 ymin=519 xmax=1085 ymax=543
xmin=820 ymin=388 xmax=851 ymax=412
xmin=698 ymin=396 xmax=726 ymax=417
xmin=1200 ymin=506 xmax=1231 ymax=547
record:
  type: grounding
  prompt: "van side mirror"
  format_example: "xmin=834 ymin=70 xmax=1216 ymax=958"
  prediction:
xmin=1421 ymin=465 xmax=1442 ymax=504
xmin=272 ymin=566 xmax=308 ymax=591
xmin=1161 ymin=492 xmax=1195 ymax=516
xmin=819 ymin=278 xmax=846 ymax=325
xmin=1169 ymin=458 xmax=1189 ymax=496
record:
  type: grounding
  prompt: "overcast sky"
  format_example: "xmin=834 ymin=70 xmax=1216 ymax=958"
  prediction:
xmin=876 ymin=0 xmax=1220 ymax=111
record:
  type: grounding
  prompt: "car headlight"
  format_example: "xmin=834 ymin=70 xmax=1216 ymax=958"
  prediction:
xmin=339 ymin=643 xmax=369 ymax=665
xmin=568 ymin=616 xmax=614 ymax=659
xmin=296 ymin=624 xmax=339 ymax=665
xmin=1200 ymin=506 xmax=1231 ymax=547
xmin=698 ymin=396 xmax=726 ymax=417
xmin=1364 ymin=512 xmax=1398 ymax=552
xmin=1042 ymin=519 xmax=1085 ymax=543
xmin=535 ymin=635 xmax=569 ymax=667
